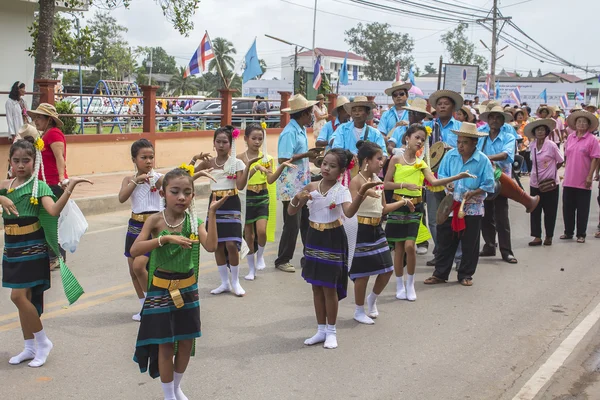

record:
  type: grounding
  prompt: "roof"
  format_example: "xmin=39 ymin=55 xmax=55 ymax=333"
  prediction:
xmin=296 ymin=48 xmax=366 ymax=61
xmin=542 ymin=72 xmax=582 ymax=83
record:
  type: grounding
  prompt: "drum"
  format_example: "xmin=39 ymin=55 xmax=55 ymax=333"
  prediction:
xmin=429 ymin=142 xmax=453 ymax=173
xmin=485 ymin=166 xmax=540 ymax=213
xmin=309 ymin=147 xmax=325 ymax=167
xmin=485 ymin=166 xmax=503 ymax=201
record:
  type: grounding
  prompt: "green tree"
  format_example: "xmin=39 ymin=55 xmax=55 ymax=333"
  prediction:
xmin=424 ymin=63 xmax=437 ymax=75
xmin=257 ymin=59 xmax=267 ymax=79
xmin=170 ymin=67 xmax=200 ymax=95
xmin=440 ymin=23 xmax=488 ymax=73
xmin=345 ymin=22 xmax=414 ymax=81
xmin=87 ymin=11 xmax=134 ymax=81
xmin=138 ymin=46 xmax=178 ymax=75
xmin=208 ymin=37 xmax=237 ymax=87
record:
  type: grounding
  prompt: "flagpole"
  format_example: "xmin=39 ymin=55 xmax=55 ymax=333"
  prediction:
xmin=311 ymin=0 xmax=318 ymax=68
xmin=206 ymin=30 xmax=229 ymax=89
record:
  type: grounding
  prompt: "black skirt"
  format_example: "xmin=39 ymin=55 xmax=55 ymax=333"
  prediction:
xmin=301 ymin=225 xmax=349 ymax=300
xmin=385 ymin=202 xmax=424 ymax=244
xmin=124 ymin=212 xmax=157 ymax=258
xmin=350 ymin=223 xmax=394 ymax=280
xmin=206 ymin=193 xmax=242 ymax=249
xmin=2 ymin=217 xmax=50 ymax=316
xmin=245 ymin=189 xmax=269 ymax=225
xmin=133 ymin=269 xmax=201 ymax=379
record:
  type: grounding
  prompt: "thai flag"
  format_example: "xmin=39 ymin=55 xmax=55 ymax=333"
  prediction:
xmin=313 ymin=55 xmax=324 ymax=90
xmin=560 ymin=95 xmax=569 ymax=109
xmin=480 ymin=82 xmax=489 ymax=99
xmin=183 ymin=33 xmax=215 ymax=78
xmin=184 ymin=99 xmax=193 ymax=110
xmin=510 ymin=86 xmax=522 ymax=106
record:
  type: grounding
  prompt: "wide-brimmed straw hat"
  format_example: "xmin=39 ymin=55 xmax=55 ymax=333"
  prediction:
xmin=281 ymin=94 xmax=318 ymax=114
xmin=332 ymin=96 xmax=350 ymax=117
xmin=27 ymin=103 xmax=63 ymax=128
xmin=523 ymin=118 xmax=557 ymax=139
xmin=428 ymin=90 xmax=464 ymax=112
xmin=316 ymin=94 xmax=325 ymax=101
xmin=450 ymin=122 xmax=488 ymax=138
xmin=18 ymin=124 xmax=40 ymax=140
xmin=457 ymin=105 xmax=474 ymax=122
xmin=479 ymin=105 xmax=514 ymax=123
xmin=566 ymin=110 xmax=599 ymax=131
xmin=384 ymin=80 xmax=412 ymax=96
xmin=343 ymin=95 xmax=377 ymax=115
xmin=402 ymin=98 xmax=432 ymax=118
xmin=585 ymin=104 xmax=598 ymax=113
xmin=536 ymin=105 xmax=553 ymax=118
xmin=570 ymin=104 xmax=583 ymax=113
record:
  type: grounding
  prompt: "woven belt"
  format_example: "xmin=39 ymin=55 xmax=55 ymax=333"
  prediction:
xmin=247 ymin=183 xmax=267 ymax=193
xmin=357 ymin=216 xmax=382 ymax=226
xmin=309 ymin=219 xmax=343 ymax=231
xmin=4 ymin=221 xmax=41 ymax=236
xmin=151 ymin=274 xmax=197 ymax=309
xmin=130 ymin=212 xmax=153 ymax=223
xmin=392 ymin=194 xmax=422 ymax=205
xmin=212 ymin=189 xmax=238 ymax=197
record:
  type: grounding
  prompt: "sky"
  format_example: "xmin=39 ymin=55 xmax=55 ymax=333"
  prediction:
xmin=86 ymin=0 xmax=600 ymax=81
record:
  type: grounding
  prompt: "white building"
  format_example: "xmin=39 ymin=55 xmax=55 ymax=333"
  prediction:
xmin=280 ymin=48 xmax=368 ymax=82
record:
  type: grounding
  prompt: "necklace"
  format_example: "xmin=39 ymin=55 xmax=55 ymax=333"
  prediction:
xmin=214 ymin=156 xmax=228 ymax=168
xmin=8 ymin=175 xmax=34 ymax=193
xmin=401 ymin=152 xmax=416 ymax=166
xmin=358 ymin=171 xmax=373 ymax=182
xmin=318 ymin=180 xmax=334 ymax=197
xmin=162 ymin=210 xmax=186 ymax=229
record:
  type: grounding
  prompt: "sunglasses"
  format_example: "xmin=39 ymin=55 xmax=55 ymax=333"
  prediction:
xmin=392 ymin=92 xmax=407 ymax=98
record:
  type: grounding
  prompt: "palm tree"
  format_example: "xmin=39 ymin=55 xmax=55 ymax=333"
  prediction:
xmin=169 ymin=66 xmax=200 ymax=95
xmin=208 ymin=37 xmax=237 ymax=87
xmin=257 ymin=59 xmax=267 ymax=79
xmin=205 ymin=70 xmax=242 ymax=98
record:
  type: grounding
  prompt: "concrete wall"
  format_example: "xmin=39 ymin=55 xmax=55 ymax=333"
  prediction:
xmin=0 ymin=0 xmax=36 ymax=134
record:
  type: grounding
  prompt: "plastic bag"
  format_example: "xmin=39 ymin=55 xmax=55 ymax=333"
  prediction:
xmin=58 ymin=200 xmax=88 ymax=253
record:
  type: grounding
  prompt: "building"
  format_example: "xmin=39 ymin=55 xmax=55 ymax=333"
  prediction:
xmin=280 ymin=48 xmax=368 ymax=82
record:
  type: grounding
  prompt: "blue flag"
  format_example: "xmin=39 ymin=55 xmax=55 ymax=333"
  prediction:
xmin=495 ymin=81 xmax=501 ymax=99
xmin=339 ymin=52 xmax=349 ymax=85
xmin=538 ymin=89 xmax=547 ymax=104
xmin=242 ymin=39 xmax=263 ymax=84
xmin=408 ymin=65 xmax=416 ymax=86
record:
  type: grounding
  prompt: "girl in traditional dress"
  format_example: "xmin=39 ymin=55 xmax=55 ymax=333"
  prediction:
xmin=289 ymin=148 xmax=377 ymax=349
xmin=131 ymin=167 xmax=223 ymax=400
xmin=349 ymin=141 xmax=413 ymax=324
xmin=1 ymin=133 xmax=89 ymax=367
xmin=191 ymin=126 xmax=259 ymax=296
xmin=384 ymin=124 xmax=472 ymax=302
xmin=238 ymin=122 xmax=295 ymax=280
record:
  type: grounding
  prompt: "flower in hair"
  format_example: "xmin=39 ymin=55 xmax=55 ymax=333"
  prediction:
xmin=232 ymin=129 xmax=240 ymax=139
xmin=347 ymin=159 xmax=355 ymax=170
xmin=179 ymin=163 xmax=195 ymax=176
xmin=425 ymin=126 xmax=432 ymax=136
xmin=34 ymin=138 xmax=45 ymax=151
xmin=260 ymin=121 xmax=267 ymax=130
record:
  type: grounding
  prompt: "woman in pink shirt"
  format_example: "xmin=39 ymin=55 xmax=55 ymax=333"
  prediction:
xmin=526 ymin=119 xmax=563 ymax=246
xmin=561 ymin=111 xmax=600 ymax=243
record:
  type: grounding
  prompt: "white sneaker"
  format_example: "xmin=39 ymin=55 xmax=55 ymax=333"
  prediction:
xmin=416 ymin=246 xmax=428 ymax=255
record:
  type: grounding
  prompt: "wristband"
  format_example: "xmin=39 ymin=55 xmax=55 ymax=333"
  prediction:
xmin=158 ymin=236 xmax=164 ymax=247
xmin=290 ymin=198 xmax=299 ymax=208
xmin=130 ymin=180 xmax=139 ymax=186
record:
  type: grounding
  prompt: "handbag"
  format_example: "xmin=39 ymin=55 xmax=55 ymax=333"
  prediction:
xmin=533 ymin=147 xmax=557 ymax=193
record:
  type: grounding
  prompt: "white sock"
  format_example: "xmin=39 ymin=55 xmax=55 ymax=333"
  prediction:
xmin=256 ymin=245 xmax=266 ymax=270
xmin=9 ymin=339 xmax=36 ymax=365
xmin=173 ymin=372 xmax=188 ymax=400
xmin=354 ymin=305 xmax=374 ymax=325
xmin=396 ymin=276 xmax=407 ymax=300
xmin=230 ymin=265 xmax=245 ymax=296
xmin=28 ymin=329 xmax=53 ymax=368
xmin=304 ymin=324 xmax=327 ymax=345
xmin=324 ymin=324 xmax=338 ymax=349
xmin=245 ymin=253 xmax=256 ymax=280
xmin=211 ymin=265 xmax=231 ymax=294
xmin=406 ymin=273 xmax=416 ymax=301
xmin=139 ymin=297 xmax=145 ymax=306
xmin=161 ymin=381 xmax=177 ymax=400
xmin=366 ymin=292 xmax=379 ymax=318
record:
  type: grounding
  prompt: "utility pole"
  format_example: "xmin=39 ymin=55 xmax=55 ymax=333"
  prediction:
xmin=489 ymin=0 xmax=498 ymax=99
xmin=148 ymin=48 xmax=153 ymax=85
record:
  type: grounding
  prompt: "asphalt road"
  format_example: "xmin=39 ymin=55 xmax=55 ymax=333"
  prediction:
xmin=1 ymin=181 xmax=600 ymax=400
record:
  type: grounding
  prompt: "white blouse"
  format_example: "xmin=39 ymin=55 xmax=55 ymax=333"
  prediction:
xmin=210 ymin=158 xmax=246 ymax=191
xmin=307 ymin=182 xmax=352 ymax=223
xmin=131 ymin=171 xmax=163 ymax=214
xmin=5 ymin=98 xmax=28 ymax=136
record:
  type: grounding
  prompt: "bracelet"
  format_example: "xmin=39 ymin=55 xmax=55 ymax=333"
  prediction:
xmin=190 ymin=158 xmax=196 ymax=165
xmin=65 ymin=189 xmax=72 ymax=194
xmin=358 ymin=192 xmax=366 ymax=198
xmin=130 ymin=180 xmax=139 ymax=186
xmin=252 ymin=165 xmax=258 ymax=172
xmin=290 ymin=198 xmax=299 ymax=208
xmin=158 ymin=236 xmax=164 ymax=247
xmin=400 ymin=183 xmax=403 ymax=189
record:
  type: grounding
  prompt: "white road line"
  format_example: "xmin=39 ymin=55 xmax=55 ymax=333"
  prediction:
xmin=513 ymin=299 xmax=600 ymax=399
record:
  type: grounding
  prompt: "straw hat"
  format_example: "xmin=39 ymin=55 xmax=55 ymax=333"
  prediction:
xmin=513 ymin=108 xmax=525 ymax=118
xmin=450 ymin=122 xmax=489 ymax=138
xmin=566 ymin=110 xmax=599 ymax=132
xmin=479 ymin=105 xmax=514 ymax=123
xmin=316 ymin=94 xmax=325 ymax=101
xmin=18 ymin=124 xmax=40 ymax=140
xmin=585 ymin=104 xmax=598 ymax=113
xmin=384 ymin=80 xmax=412 ymax=96
xmin=281 ymin=94 xmax=318 ymax=114
xmin=27 ymin=103 xmax=63 ymax=128
xmin=523 ymin=118 xmax=557 ymax=139
xmin=331 ymin=96 xmax=350 ymax=117
xmin=570 ymin=104 xmax=583 ymax=113
xmin=536 ymin=105 xmax=553 ymax=118
xmin=428 ymin=90 xmax=464 ymax=112
xmin=402 ymin=98 xmax=432 ymax=118
xmin=343 ymin=95 xmax=377 ymax=115
xmin=457 ymin=105 xmax=474 ymax=122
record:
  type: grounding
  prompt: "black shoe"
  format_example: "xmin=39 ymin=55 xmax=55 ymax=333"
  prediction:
xmin=426 ymin=258 xmax=436 ymax=266
xmin=479 ymin=245 xmax=496 ymax=257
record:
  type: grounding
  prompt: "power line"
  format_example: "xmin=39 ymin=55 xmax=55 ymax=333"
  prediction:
xmin=348 ymin=0 xmax=475 ymax=23
xmin=385 ymin=0 xmax=490 ymax=18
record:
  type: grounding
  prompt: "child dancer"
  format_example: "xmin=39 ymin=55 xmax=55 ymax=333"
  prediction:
xmin=289 ymin=148 xmax=377 ymax=349
xmin=131 ymin=167 xmax=223 ymax=400
xmin=384 ymin=124 xmax=472 ymax=301
xmin=1 ymin=135 xmax=89 ymax=367
xmin=238 ymin=122 xmax=295 ymax=280
xmin=349 ymin=141 xmax=414 ymax=324
xmin=191 ymin=125 xmax=258 ymax=296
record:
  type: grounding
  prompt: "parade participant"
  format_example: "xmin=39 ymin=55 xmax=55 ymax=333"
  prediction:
xmin=525 ymin=119 xmax=563 ymax=246
xmin=274 ymin=95 xmax=319 ymax=273
xmin=332 ymin=96 xmax=388 ymax=157
xmin=455 ymin=105 xmax=474 ymax=123
xmin=239 ymin=122 xmax=295 ymax=280
xmin=424 ymin=123 xmax=495 ymax=286
xmin=561 ymin=111 xmax=600 ymax=243
xmin=477 ymin=105 xmax=519 ymax=263
xmin=289 ymin=148 xmax=376 ymax=349
xmin=378 ymin=81 xmax=412 ymax=137
xmin=131 ymin=167 xmax=223 ymax=400
xmin=384 ymin=124 xmax=472 ymax=301
xmin=316 ymin=96 xmax=351 ymax=150
xmin=387 ymin=98 xmax=433 ymax=154
xmin=537 ymin=105 xmax=553 ymax=119
xmin=349 ymin=141 xmax=408 ymax=324
xmin=513 ymin=109 xmax=531 ymax=174
xmin=550 ymin=107 xmax=565 ymax=148
xmin=193 ymin=126 xmax=259 ymax=296
xmin=312 ymin=94 xmax=329 ymax=140
xmin=1 ymin=134 xmax=89 ymax=367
